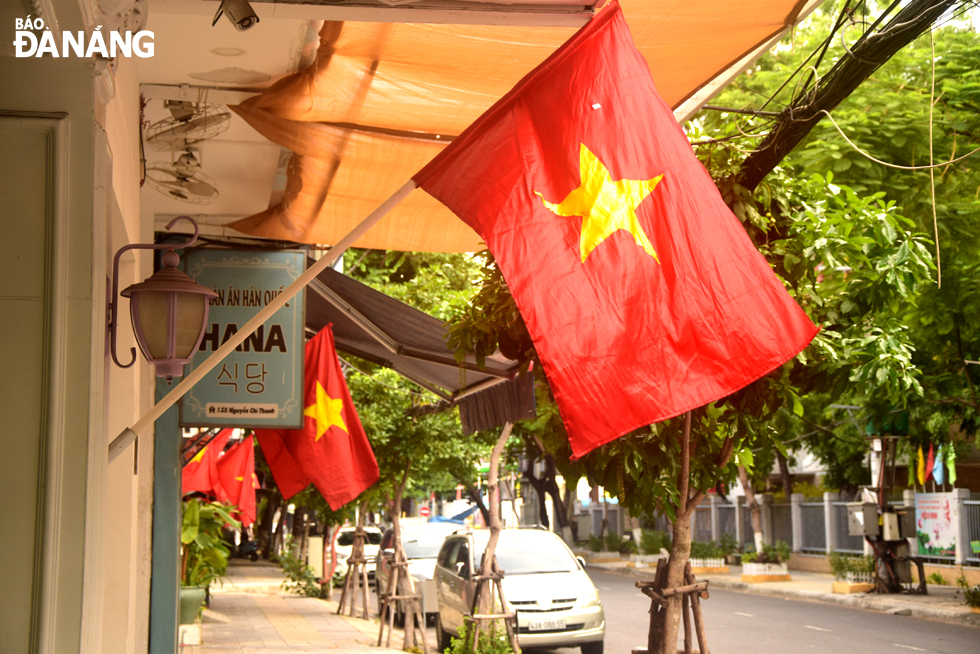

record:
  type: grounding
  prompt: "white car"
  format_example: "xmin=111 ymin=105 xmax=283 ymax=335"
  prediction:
xmin=375 ymin=521 xmax=462 ymax=623
xmin=330 ymin=526 xmax=383 ymax=584
xmin=434 ymin=528 xmax=605 ymax=654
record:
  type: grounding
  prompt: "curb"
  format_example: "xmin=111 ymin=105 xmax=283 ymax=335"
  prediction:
xmin=587 ymin=563 xmax=980 ymax=629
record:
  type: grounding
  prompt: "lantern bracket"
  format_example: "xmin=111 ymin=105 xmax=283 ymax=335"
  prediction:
xmin=107 ymin=216 xmax=201 ymax=368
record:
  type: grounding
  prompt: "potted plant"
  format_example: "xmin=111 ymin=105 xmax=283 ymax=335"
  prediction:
xmin=829 ymin=551 xmax=875 ymax=594
xmin=964 ymin=585 xmax=980 ymax=614
xmin=585 ymin=533 xmax=621 ymax=561
xmin=630 ymin=530 xmax=671 ymax=566
xmin=689 ymin=540 xmax=728 ymax=573
xmin=180 ymin=499 xmax=240 ymax=625
xmin=719 ymin=532 xmax=740 ymax=565
xmin=740 ymin=541 xmax=792 ymax=582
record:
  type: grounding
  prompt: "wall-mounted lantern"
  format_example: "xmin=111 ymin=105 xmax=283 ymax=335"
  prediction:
xmin=108 ymin=216 xmax=217 ymax=382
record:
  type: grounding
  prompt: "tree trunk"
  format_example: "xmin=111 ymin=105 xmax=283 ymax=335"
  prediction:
xmin=324 ymin=524 xmax=338 ymax=600
xmin=542 ymin=454 xmax=569 ymax=531
xmin=390 ymin=463 xmax=418 ymax=649
xmin=563 ymin=487 xmax=576 ymax=545
xmin=449 ymin=473 xmax=491 ymax=526
xmin=476 ymin=423 xmax=512 ymax=613
xmin=738 ymin=466 xmax=765 ymax=552
xmin=257 ymin=491 xmax=281 ymax=559
xmin=524 ymin=457 xmax=551 ymax=529
xmin=301 ymin=510 xmax=311 ymax=564
xmin=627 ymin=510 xmax=642 ymax=549
xmin=273 ymin=505 xmax=289 ymax=558
xmin=776 ymin=451 xmax=794 ymax=497
xmin=658 ymin=412 xmax=694 ymax=654
xmin=599 ymin=492 xmax=609 ymax=540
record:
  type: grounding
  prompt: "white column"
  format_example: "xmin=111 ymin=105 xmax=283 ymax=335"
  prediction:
xmin=824 ymin=492 xmax=839 ymax=554
xmin=790 ymin=493 xmax=803 ymax=553
xmin=735 ymin=495 xmax=744 ymax=547
xmin=903 ymin=489 xmax=918 ymax=554
xmin=760 ymin=493 xmax=774 ymax=546
xmin=952 ymin=488 xmax=969 ymax=564
xmin=710 ymin=495 xmax=721 ymax=543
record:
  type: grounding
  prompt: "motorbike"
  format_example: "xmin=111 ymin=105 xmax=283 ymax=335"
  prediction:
xmin=236 ymin=539 xmax=260 ymax=561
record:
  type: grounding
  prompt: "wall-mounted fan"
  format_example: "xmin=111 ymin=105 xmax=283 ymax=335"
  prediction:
xmin=145 ymin=150 xmax=219 ymax=205
xmin=146 ymin=101 xmax=231 ymax=152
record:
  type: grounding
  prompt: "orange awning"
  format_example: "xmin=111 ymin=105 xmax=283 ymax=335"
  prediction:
xmin=231 ymin=0 xmax=821 ymax=252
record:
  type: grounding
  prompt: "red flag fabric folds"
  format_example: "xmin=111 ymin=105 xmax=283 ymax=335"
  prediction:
xmin=255 ymin=326 xmax=379 ymax=509
xmin=924 ymin=444 xmax=935 ymax=484
xmin=414 ymin=1 xmax=818 ymax=460
xmin=215 ymin=436 xmax=258 ymax=526
xmin=182 ymin=429 xmax=232 ymax=500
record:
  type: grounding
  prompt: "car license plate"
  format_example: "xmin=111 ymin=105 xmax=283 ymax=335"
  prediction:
xmin=528 ymin=618 xmax=565 ymax=632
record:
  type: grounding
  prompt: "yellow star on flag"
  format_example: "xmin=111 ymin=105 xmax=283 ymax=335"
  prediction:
xmin=190 ymin=446 xmax=208 ymax=464
xmin=537 ymin=144 xmax=663 ymax=263
xmin=304 ymin=380 xmax=348 ymax=441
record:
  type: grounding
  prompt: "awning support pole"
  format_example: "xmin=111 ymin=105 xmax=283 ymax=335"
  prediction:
xmin=108 ymin=180 xmax=418 ymax=462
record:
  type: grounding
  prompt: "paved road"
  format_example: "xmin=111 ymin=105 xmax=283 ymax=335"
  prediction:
xmin=572 ymin=569 xmax=980 ymax=654
xmin=369 ymin=569 xmax=979 ymax=654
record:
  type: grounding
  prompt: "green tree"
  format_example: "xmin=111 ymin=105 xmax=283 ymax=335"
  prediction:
xmin=698 ymin=7 xmax=980 ymax=485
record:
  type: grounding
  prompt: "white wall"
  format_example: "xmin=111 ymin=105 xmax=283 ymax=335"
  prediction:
xmin=100 ymin=49 xmax=155 ymax=654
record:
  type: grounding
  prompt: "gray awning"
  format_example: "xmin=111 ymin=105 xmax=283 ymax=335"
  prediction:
xmin=305 ymin=265 xmax=532 ymax=426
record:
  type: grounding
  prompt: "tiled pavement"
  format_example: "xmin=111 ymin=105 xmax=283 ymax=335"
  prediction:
xmin=184 ymin=561 xmax=402 ymax=653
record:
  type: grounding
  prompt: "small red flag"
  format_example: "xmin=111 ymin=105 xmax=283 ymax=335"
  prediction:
xmin=255 ymin=326 xmax=379 ymax=509
xmin=414 ymin=1 xmax=818 ymax=459
xmin=215 ymin=436 xmax=258 ymax=526
xmin=182 ymin=429 xmax=232 ymax=500
xmin=924 ymin=444 xmax=935 ymax=484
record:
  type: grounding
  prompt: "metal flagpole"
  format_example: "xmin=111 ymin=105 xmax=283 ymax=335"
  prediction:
xmin=108 ymin=180 xmax=418 ymax=462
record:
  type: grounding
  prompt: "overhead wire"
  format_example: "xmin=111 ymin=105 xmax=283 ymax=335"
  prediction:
xmin=814 ymin=109 xmax=980 ymax=170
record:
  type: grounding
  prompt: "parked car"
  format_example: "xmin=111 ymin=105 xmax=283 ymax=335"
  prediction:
xmin=434 ymin=528 xmax=604 ymax=654
xmin=330 ymin=526 xmax=383 ymax=585
xmin=375 ymin=521 xmax=461 ymax=624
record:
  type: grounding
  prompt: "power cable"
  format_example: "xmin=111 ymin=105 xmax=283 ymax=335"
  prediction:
xmin=815 ymin=109 xmax=980 ymax=170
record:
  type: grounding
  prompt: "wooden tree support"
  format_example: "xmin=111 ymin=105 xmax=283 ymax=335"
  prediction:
xmin=337 ymin=527 xmax=371 ymax=621
xmin=465 ymin=563 xmax=520 ymax=654
xmin=377 ymin=556 xmax=430 ymax=654
xmin=636 ymin=561 xmax=710 ymax=654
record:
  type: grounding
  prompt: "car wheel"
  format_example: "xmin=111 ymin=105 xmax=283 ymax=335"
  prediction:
xmin=435 ymin=613 xmax=453 ymax=651
xmin=580 ymin=641 xmax=603 ymax=654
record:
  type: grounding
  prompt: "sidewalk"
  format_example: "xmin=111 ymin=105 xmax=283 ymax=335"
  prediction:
xmin=585 ymin=559 xmax=980 ymax=628
xmin=184 ymin=560 xmax=402 ymax=653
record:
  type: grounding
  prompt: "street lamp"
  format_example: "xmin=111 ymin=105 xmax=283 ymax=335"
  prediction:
xmin=108 ymin=216 xmax=217 ymax=382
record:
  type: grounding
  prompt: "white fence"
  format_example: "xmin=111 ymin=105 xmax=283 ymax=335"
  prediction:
xmin=684 ymin=490 xmax=980 ymax=566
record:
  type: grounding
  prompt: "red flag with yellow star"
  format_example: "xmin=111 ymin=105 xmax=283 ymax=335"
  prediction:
xmin=413 ymin=0 xmax=818 ymax=460
xmin=215 ymin=435 xmax=257 ymax=526
xmin=254 ymin=326 xmax=379 ymax=509
xmin=182 ymin=429 xmax=232 ymax=500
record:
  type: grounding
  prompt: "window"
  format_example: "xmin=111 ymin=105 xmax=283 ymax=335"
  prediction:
xmin=452 ymin=542 xmax=471 ymax=579
xmin=474 ymin=537 xmax=578 ymax=575
xmin=404 ymin=534 xmax=451 ymax=559
xmin=438 ymin=539 xmax=461 ymax=568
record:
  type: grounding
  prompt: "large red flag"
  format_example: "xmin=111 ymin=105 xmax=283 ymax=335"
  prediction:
xmin=215 ymin=436 xmax=258 ymax=526
xmin=255 ymin=326 xmax=379 ymax=509
xmin=413 ymin=1 xmax=818 ymax=460
xmin=182 ymin=429 xmax=232 ymax=500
